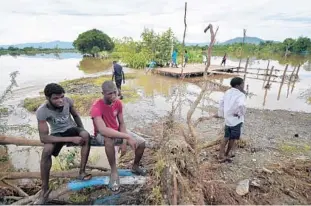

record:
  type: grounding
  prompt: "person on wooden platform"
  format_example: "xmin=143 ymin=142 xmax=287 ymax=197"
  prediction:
xmin=221 ymin=53 xmax=227 ymax=66
xmin=35 ymin=83 xmax=91 ymax=204
xmin=216 ymin=77 xmax=246 ymax=163
xmin=171 ymin=49 xmax=178 ymax=68
xmin=183 ymin=50 xmax=189 ymax=67
xmin=90 ymin=81 xmax=146 ymax=192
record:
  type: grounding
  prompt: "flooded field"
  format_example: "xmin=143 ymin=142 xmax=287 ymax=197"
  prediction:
xmin=1 ymin=53 xmax=311 ymax=173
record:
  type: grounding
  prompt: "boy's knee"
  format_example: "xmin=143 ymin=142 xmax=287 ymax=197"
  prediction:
xmin=104 ymin=137 xmax=114 ymax=147
xmin=80 ymin=131 xmax=90 ymax=142
xmin=42 ymin=144 xmax=54 ymax=159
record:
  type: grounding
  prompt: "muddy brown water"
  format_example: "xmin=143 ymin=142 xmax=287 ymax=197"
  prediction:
xmin=0 ymin=53 xmax=310 ymax=172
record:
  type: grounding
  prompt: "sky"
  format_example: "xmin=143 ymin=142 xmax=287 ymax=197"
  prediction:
xmin=0 ymin=0 xmax=310 ymax=45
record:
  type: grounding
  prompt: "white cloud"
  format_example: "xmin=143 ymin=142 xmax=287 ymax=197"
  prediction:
xmin=0 ymin=0 xmax=310 ymax=45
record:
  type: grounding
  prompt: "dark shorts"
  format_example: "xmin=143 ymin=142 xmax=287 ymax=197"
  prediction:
xmin=115 ymin=79 xmax=122 ymax=89
xmin=50 ymin=127 xmax=86 ymax=157
xmin=224 ymin=123 xmax=243 ymax=140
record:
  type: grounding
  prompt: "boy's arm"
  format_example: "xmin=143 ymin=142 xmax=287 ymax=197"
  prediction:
xmin=91 ymin=103 xmax=130 ymax=139
xmin=112 ymin=67 xmax=115 ymax=81
xmin=235 ymin=94 xmax=246 ymax=117
xmin=67 ymin=97 xmax=83 ymax=128
xmin=122 ymin=70 xmax=125 ymax=83
xmin=217 ymin=96 xmax=224 ymax=118
xmin=70 ymin=103 xmax=84 ymax=128
xmin=93 ymin=117 xmax=130 ymax=139
xmin=38 ymin=120 xmax=79 ymax=144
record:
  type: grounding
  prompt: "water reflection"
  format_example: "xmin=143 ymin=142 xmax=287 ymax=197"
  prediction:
xmin=77 ymin=58 xmax=113 ymax=74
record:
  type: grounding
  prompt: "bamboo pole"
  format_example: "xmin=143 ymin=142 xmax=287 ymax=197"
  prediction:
xmin=277 ymin=64 xmax=289 ymax=100
xmin=0 ymin=135 xmax=43 ymax=146
xmin=265 ymin=66 xmax=275 ymax=87
xmin=0 ymin=170 xmax=108 ymax=180
xmin=262 ymin=60 xmax=270 ymax=88
xmin=294 ymin=64 xmax=301 ymax=79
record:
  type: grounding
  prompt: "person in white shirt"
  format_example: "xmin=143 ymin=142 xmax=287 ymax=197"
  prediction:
xmin=217 ymin=77 xmax=246 ymax=163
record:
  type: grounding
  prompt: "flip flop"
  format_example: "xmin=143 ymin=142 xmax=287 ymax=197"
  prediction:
xmin=77 ymin=173 xmax=92 ymax=181
xmin=109 ymin=174 xmax=120 ymax=192
xmin=33 ymin=188 xmax=51 ymax=205
xmin=131 ymin=167 xmax=147 ymax=176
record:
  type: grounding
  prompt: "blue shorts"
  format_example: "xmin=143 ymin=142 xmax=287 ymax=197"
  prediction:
xmin=224 ymin=123 xmax=243 ymax=140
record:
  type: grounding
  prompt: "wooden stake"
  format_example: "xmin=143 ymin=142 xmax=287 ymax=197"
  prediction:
xmin=243 ymin=57 xmax=249 ymax=85
xmin=295 ymin=64 xmax=301 ymax=79
xmin=266 ymin=66 xmax=274 ymax=87
xmin=263 ymin=60 xmax=270 ymax=88
xmin=238 ymin=29 xmax=247 ymax=70
xmin=277 ymin=64 xmax=288 ymax=100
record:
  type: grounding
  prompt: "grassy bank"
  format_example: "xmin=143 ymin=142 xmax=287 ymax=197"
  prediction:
xmin=23 ymin=74 xmax=139 ymax=116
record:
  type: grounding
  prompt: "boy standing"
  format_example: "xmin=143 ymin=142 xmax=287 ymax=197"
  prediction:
xmin=217 ymin=77 xmax=246 ymax=162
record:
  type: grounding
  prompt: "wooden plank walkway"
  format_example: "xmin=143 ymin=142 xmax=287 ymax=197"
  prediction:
xmin=155 ymin=64 xmax=240 ymax=77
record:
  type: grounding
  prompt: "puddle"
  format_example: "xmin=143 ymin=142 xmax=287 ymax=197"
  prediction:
xmin=1 ymin=53 xmax=311 ymax=172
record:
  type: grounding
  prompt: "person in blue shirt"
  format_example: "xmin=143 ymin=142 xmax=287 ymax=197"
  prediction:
xmin=171 ymin=49 xmax=178 ymax=68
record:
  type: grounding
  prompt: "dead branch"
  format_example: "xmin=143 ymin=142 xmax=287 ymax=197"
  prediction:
xmin=2 ymin=180 xmax=29 ymax=197
xmin=70 ymin=164 xmax=109 ymax=172
xmin=3 ymin=196 xmax=23 ymax=201
xmin=131 ymin=130 xmax=154 ymax=139
xmin=198 ymin=139 xmax=221 ymax=150
xmin=180 ymin=2 xmax=187 ymax=76
xmin=193 ymin=115 xmax=216 ymax=128
xmin=0 ymin=170 xmax=108 ymax=180
xmin=11 ymin=190 xmax=41 ymax=205
xmin=186 ymin=24 xmax=219 ymax=140
xmin=0 ymin=135 xmax=43 ymax=146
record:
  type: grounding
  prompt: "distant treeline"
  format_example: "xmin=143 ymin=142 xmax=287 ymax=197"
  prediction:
xmin=187 ymin=36 xmax=311 ymax=55
xmin=0 ymin=46 xmax=77 ymax=56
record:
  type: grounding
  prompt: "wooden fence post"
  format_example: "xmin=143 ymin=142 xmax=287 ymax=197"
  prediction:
xmin=243 ymin=57 xmax=249 ymax=86
xmin=277 ymin=64 xmax=289 ymax=100
xmin=265 ymin=66 xmax=274 ymax=88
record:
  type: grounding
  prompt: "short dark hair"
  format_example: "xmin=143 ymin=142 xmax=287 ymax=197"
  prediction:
xmin=44 ymin=83 xmax=65 ymax=98
xmin=230 ymin=77 xmax=244 ymax=88
xmin=102 ymin=81 xmax=117 ymax=92
xmin=113 ymin=61 xmax=117 ymax=64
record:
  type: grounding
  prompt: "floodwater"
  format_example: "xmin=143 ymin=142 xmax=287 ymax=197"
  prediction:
xmin=1 ymin=53 xmax=310 ymax=172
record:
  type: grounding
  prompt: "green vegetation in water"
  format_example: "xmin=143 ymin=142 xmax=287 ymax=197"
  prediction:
xmin=23 ymin=74 xmax=139 ymax=116
xmin=0 ymin=47 xmax=77 ymax=56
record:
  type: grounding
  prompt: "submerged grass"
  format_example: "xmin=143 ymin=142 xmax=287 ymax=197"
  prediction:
xmin=23 ymin=74 xmax=140 ymax=116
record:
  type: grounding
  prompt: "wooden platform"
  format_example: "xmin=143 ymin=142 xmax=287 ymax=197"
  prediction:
xmin=155 ymin=64 xmax=239 ymax=77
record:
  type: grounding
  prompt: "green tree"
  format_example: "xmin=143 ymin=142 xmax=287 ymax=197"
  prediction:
xmin=73 ymin=29 xmax=114 ymax=57
xmin=292 ymin=37 xmax=311 ymax=53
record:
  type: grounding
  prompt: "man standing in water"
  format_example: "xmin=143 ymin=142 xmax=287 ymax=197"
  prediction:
xmin=221 ymin=53 xmax=227 ymax=66
xmin=91 ymin=81 xmax=146 ymax=192
xmin=112 ymin=61 xmax=125 ymax=99
xmin=217 ymin=77 xmax=246 ymax=163
xmin=35 ymin=83 xmax=91 ymax=204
